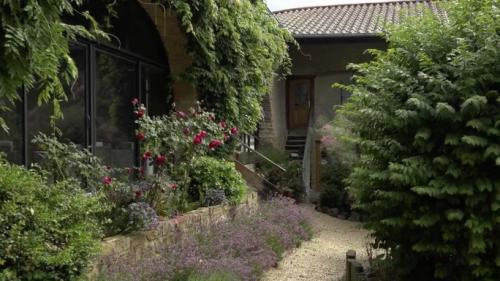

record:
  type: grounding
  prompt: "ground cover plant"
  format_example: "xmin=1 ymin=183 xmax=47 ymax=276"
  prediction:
xmin=336 ymin=0 xmax=500 ymax=280
xmin=100 ymin=197 xmax=313 ymax=281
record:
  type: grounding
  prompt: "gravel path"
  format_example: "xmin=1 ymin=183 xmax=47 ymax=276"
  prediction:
xmin=261 ymin=205 xmax=370 ymax=281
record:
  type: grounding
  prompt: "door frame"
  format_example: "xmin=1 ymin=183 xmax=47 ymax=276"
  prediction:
xmin=285 ymin=75 xmax=315 ymax=130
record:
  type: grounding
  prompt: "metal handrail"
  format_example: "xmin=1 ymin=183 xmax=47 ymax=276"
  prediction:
xmin=238 ymin=140 xmax=287 ymax=173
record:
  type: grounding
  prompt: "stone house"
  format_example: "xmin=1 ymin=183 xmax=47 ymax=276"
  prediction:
xmin=260 ymin=0 xmax=444 ymax=198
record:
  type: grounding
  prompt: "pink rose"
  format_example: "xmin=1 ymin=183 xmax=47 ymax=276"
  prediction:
xmin=193 ymin=135 xmax=203 ymax=145
xmin=136 ymin=132 xmax=145 ymax=141
xmin=208 ymin=139 xmax=222 ymax=149
xmin=142 ymin=151 xmax=152 ymax=160
xmin=176 ymin=111 xmax=187 ymax=119
xmin=102 ymin=176 xmax=113 ymax=186
xmin=155 ymin=154 xmax=167 ymax=166
xmin=131 ymin=98 xmax=139 ymax=105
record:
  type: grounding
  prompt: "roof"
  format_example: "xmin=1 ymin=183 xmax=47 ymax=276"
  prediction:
xmin=273 ymin=0 xmax=446 ymax=39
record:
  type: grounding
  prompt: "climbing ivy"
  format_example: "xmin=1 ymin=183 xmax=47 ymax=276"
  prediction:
xmin=163 ymin=0 xmax=294 ymax=133
xmin=0 ymin=0 xmax=105 ymax=131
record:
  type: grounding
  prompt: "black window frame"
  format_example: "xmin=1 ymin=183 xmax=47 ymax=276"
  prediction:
xmin=12 ymin=37 xmax=170 ymax=167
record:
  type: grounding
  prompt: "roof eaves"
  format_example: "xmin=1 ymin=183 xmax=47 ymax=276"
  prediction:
xmin=293 ymin=33 xmax=383 ymax=39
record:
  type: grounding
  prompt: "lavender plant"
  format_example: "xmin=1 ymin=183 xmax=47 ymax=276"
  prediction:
xmin=100 ymin=197 xmax=313 ymax=281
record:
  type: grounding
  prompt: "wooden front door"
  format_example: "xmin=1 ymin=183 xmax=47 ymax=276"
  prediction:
xmin=287 ymin=77 xmax=313 ymax=130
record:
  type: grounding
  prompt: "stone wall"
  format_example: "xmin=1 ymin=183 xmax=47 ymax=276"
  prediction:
xmin=89 ymin=191 xmax=258 ymax=279
xmin=139 ymin=0 xmax=198 ymax=111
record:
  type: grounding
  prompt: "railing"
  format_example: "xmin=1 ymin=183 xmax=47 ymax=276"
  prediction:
xmin=302 ymin=111 xmax=315 ymax=200
xmin=238 ymin=133 xmax=286 ymax=173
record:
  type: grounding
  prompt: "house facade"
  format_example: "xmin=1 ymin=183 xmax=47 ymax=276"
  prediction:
xmin=262 ymin=0 xmax=444 ymax=197
xmin=0 ymin=0 xmax=197 ymax=168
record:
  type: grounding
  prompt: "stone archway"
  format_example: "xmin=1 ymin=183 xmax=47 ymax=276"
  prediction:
xmin=138 ymin=0 xmax=198 ymax=111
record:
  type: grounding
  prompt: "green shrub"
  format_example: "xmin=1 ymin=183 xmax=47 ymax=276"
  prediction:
xmin=319 ymin=162 xmax=351 ymax=211
xmin=189 ymin=156 xmax=247 ymax=205
xmin=0 ymin=162 xmax=104 ymax=280
xmin=256 ymin=144 xmax=303 ymax=198
xmin=337 ymin=1 xmax=500 ymax=280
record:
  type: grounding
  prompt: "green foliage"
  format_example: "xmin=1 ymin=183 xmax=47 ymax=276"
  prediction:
xmin=256 ymin=144 xmax=304 ymax=198
xmin=318 ymin=121 xmax=358 ymax=211
xmin=336 ymin=1 xmax=500 ymax=280
xmin=163 ymin=0 xmax=294 ymax=133
xmin=189 ymin=156 xmax=247 ymax=205
xmin=0 ymin=0 xmax=105 ymax=131
xmin=32 ymin=133 xmax=107 ymax=192
xmin=0 ymin=162 xmax=104 ymax=280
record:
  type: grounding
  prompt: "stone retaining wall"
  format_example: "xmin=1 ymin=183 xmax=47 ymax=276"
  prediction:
xmin=89 ymin=191 xmax=258 ymax=279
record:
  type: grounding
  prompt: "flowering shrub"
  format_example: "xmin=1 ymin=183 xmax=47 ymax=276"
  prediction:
xmin=100 ymin=197 xmax=313 ymax=281
xmin=31 ymin=133 xmax=160 ymax=236
xmin=132 ymin=101 xmax=244 ymax=212
xmin=127 ymin=202 xmax=160 ymax=230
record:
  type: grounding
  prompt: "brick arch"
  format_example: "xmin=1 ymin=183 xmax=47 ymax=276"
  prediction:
xmin=138 ymin=0 xmax=198 ymax=111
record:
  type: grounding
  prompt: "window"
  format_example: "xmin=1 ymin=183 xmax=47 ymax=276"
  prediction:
xmin=6 ymin=2 xmax=171 ymax=167
xmin=0 ymin=98 xmax=23 ymax=164
xmin=27 ymin=45 xmax=87 ymax=164
xmin=94 ymin=52 xmax=138 ymax=167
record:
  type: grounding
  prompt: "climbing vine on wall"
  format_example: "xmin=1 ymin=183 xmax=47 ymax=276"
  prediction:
xmin=0 ymin=0 xmax=105 ymax=131
xmin=162 ymin=0 xmax=294 ymax=133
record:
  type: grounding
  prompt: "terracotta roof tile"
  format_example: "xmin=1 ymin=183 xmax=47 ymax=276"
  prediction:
xmin=273 ymin=0 xmax=446 ymax=38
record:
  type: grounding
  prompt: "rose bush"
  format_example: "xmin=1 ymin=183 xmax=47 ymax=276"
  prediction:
xmin=132 ymin=101 xmax=245 ymax=211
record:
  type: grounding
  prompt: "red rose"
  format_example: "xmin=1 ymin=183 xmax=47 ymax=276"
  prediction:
xmin=208 ymin=139 xmax=222 ymax=149
xmin=193 ymin=135 xmax=203 ymax=145
xmin=199 ymin=130 xmax=208 ymax=138
xmin=102 ymin=176 xmax=112 ymax=185
xmin=134 ymin=109 xmax=145 ymax=118
xmin=135 ymin=190 xmax=142 ymax=199
xmin=142 ymin=151 xmax=152 ymax=160
xmin=136 ymin=132 xmax=145 ymax=141
xmin=176 ymin=111 xmax=187 ymax=119
xmin=183 ymin=127 xmax=190 ymax=136
xmin=155 ymin=154 xmax=167 ymax=165
xmin=131 ymin=98 xmax=139 ymax=105
xmin=170 ymin=183 xmax=177 ymax=190
xmin=230 ymin=127 xmax=238 ymax=135
xmin=219 ymin=121 xmax=227 ymax=128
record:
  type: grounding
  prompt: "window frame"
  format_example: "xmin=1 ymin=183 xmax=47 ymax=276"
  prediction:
xmin=12 ymin=37 xmax=170 ymax=167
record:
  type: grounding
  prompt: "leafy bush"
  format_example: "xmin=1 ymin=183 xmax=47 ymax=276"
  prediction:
xmin=0 ymin=162 xmax=104 ymax=280
xmin=127 ymin=202 xmax=160 ymax=231
xmin=318 ymin=122 xmax=358 ymax=211
xmin=32 ymin=133 xmax=161 ymax=236
xmin=255 ymin=144 xmax=303 ymax=198
xmin=101 ymin=197 xmax=312 ymax=281
xmin=189 ymin=156 xmax=247 ymax=205
xmin=204 ymin=188 xmax=227 ymax=207
xmin=32 ymin=133 xmax=109 ymax=192
xmin=337 ymin=1 xmax=500 ymax=280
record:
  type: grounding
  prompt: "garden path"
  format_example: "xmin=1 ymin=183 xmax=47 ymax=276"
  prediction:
xmin=261 ymin=205 xmax=370 ymax=281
